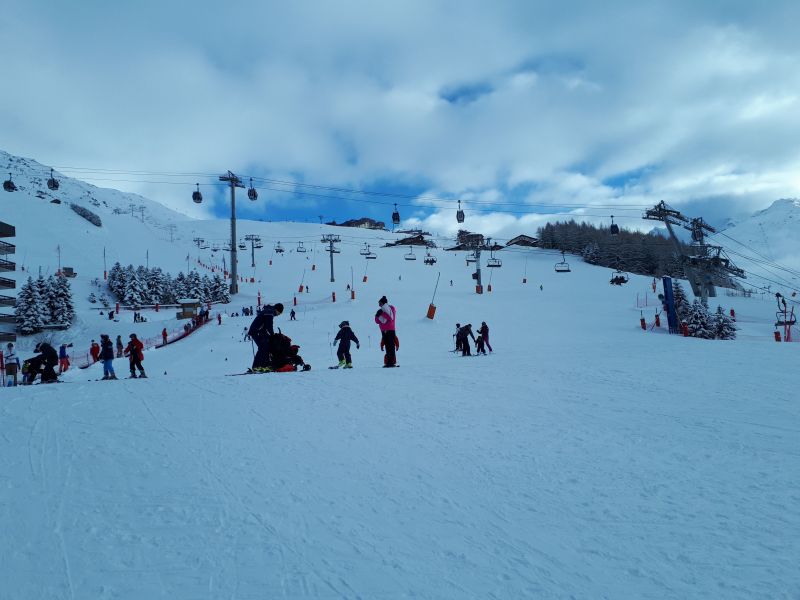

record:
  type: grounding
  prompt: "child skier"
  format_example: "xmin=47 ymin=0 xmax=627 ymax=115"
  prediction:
xmin=99 ymin=334 xmax=117 ymax=380
xmin=332 ymin=320 xmax=360 ymax=368
xmin=475 ymin=334 xmax=487 ymax=355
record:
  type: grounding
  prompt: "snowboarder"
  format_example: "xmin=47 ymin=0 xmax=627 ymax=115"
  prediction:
xmin=374 ymin=296 xmax=397 ymax=367
xmin=333 ymin=321 xmax=360 ymax=368
xmin=58 ymin=343 xmax=71 ymax=373
xmin=456 ymin=324 xmax=476 ymax=356
xmin=115 ymin=335 xmax=124 ymax=358
xmin=162 ymin=327 xmax=168 ymax=345
xmin=90 ymin=340 xmax=100 ymax=363
xmin=247 ymin=302 xmax=284 ymax=371
xmin=124 ymin=334 xmax=146 ymax=378
xmin=99 ymin=334 xmax=117 ymax=380
xmin=478 ymin=321 xmax=493 ymax=353
xmin=3 ymin=342 xmax=20 ymax=387
xmin=289 ymin=309 xmax=296 ymax=321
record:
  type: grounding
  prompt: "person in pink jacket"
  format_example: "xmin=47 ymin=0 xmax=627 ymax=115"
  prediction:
xmin=374 ymin=295 xmax=398 ymax=367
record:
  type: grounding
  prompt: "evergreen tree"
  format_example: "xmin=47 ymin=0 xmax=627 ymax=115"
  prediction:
xmin=686 ymin=299 xmax=713 ymax=339
xmin=211 ymin=273 xmax=230 ymax=303
xmin=51 ymin=276 xmax=75 ymax=326
xmin=712 ymin=306 xmax=737 ymax=340
xmin=161 ymin=273 xmax=176 ymax=304
xmin=44 ymin=275 xmax=60 ymax=322
xmin=122 ymin=268 xmax=148 ymax=307
xmin=99 ymin=293 xmax=110 ymax=308
xmin=185 ymin=270 xmax=204 ymax=299
xmin=35 ymin=275 xmax=53 ymax=324
xmin=15 ymin=277 xmax=47 ymax=334
xmin=107 ymin=262 xmax=125 ymax=299
xmin=201 ymin=274 xmax=212 ymax=302
xmin=672 ymin=281 xmax=690 ymax=323
xmin=136 ymin=266 xmax=152 ymax=304
xmin=88 ymin=292 xmax=97 ymax=303
xmin=146 ymin=267 xmax=166 ymax=305
xmin=173 ymin=272 xmax=188 ymax=300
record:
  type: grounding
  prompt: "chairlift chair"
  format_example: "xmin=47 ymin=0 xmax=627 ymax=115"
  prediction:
xmin=238 ymin=242 xmax=246 ymax=250
xmin=3 ymin=174 xmax=16 ymax=192
xmin=297 ymin=242 xmax=306 ymax=253
xmin=609 ymin=215 xmax=619 ymax=236
xmin=365 ymin=250 xmax=377 ymax=259
xmin=609 ymin=270 xmax=629 ymax=285
xmin=247 ymin=178 xmax=258 ymax=201
xmin=360 ymin=243 xmax=371 ymax=256
xmin=554 ymin=251 xmax=571 ymax=273
xmin=274 ymin=242 xmax=285 ymax=254
xmin=466 ymin=252 xmax=476 ymax=264
xmin=486 ymin=257 xmax=502 ymax=268
xmin=424 ymin=252 xmax=437 ymax=266
xmin=192 ymin=183 xmax=203 ymax=204
xmin=391 ymin=204 xmax=401 ymax=226
xmin=255 ymin=243 xmax=263 ymax=249
xmin=456 ymin=200 xmax=465 ymax=224
xmin=47 ymin=168 xmax=60 ymax=191
xmin=404 ymin=247 xmax=417 ymax=261
xmin=200 ymin=243 xmax=209 ymax=250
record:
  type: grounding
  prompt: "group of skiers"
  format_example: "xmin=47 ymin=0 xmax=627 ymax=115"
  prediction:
xmin=454 ymin=322 xmax=493 ymax=356
xmin=244 ymin=295 xmax=400 ymax=372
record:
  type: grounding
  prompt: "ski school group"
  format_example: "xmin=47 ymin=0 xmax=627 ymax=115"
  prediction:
xmin=2 ymin=333 xmax=147 ymax=386
xmin=244 ymin=295 xmax=399 ymax=374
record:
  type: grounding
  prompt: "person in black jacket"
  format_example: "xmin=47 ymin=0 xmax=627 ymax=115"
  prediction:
xmin=247 ymin=303 xmax=284 ymax=370
xmin=332 ymin=320 xmax=360 ymax=368
xmin=456 ymin=324 xmax=476 ymax=357
xmin=99 ymin=334 xmax=117 ymax=380
xmin=29 ymin=342 xmax=59 ymax=383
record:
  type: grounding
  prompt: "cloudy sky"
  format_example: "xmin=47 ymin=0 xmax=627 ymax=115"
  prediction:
xmin=3 ymin=0 xmax=800 ymax=239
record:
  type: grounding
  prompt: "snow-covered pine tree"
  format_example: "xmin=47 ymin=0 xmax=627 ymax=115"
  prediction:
xmin=146 ymin=267 xmax=165 ymax=305
xmin=712 ymin=306 xmax=737 ymax=340
xmin=15 ymin=277 xmax=47 ymax=334
xmin=107 ymin=262 xmax=125 ymax=299
xmin=173 ymin=272 xmax=188 ymax=300
xmin=200 ymin=274 xmax=212 ymax=302
xmin=122 ymin=268 xmax=148 ymax=307
xmin=581 ymin=242 xmax=601 ymax=265
xmin=211 ymin=273 xmax=230 ymax=303
xmin=99 ymin=293 xmax=110 ymax=308
xmin=136 ymin=266 xmax=151 ymax=304
xmin=185 ymin=270 xmax=204 ymax=300
xmin=34 ymin=275 xmax=54 ymax=324
xmin=44 ymin=275 xmax=60 ymax=323
xmin=672 ymin=280 xmax=690 ymax=322
xmin=51 ymin=276 xmax=75 ymax=326
xmin=88 ymin=292 xmax=97 ymax=303
xmin=686 ymin=299 xmax=713 ymax=339
xmin=160 ymin=273 xmax=176 ymax=304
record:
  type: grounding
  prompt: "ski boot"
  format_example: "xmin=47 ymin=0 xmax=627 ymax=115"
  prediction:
xmin=138 ymin=371 xmax=147 ymax=379
xmin=343 ymin=363 xmax=353 ymax=369
xmin=129 ymin=373 xmax=137 ymax=379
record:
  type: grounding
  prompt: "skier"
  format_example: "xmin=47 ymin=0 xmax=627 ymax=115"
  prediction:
xmin=90 ymin=340 xmax=100 ymax=363
xmin=3 ymin=342 xmax=20 ymax=386
xmin=58 ymin=343 xmax=71 ymax=373
xmin=289 ymin=309 xmax=296 ymax=321
xmin=247 ymin=302 xmax=284 ymax=372
xmin=99 ymin=334 xmax=117 ymax=380
xmin=30 ymin=342 xmax=59 ymax=383
xmin=115 ymin=335 xmax=124 ymax=358
xmin=478 ymin=321 xmax=493 ymax=353
xmin=456 ymin=324 xmax=476 ymax=356
xmin=374 ymin=295 xmax=397 ymax=367
xmin=332 ymin=320 xmax=360 ymax=368
xmin=161 ymin=327 xmax=168 ymax=345
xmin=475 ymin=334 xmax=487 ymax=355
xmin=217 ymin=313 xmax=222 ymax=325
xmin=453 ymin=323 xmax=462 ymax=352
xmin=124 ymin=333 xmax=146 ymax=378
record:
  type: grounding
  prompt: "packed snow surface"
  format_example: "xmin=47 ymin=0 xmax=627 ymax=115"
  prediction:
xmin=1 ymin=154 xmax=799 ymax=598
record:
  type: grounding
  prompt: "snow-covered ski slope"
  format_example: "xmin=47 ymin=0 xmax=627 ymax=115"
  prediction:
xmin=2 ymin=153 xmax=799 ymax=598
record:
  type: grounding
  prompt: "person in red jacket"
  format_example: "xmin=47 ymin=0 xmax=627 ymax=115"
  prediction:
xmin=161 ymin=328 xmax=168 ymax=345
xmin=123 ymin=333 xmax=146 ymax=378
xmin=89 ymin=340 xmax=101 ymax=363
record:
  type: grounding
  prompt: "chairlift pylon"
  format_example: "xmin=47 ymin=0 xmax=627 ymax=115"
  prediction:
xmin=247 ymin=178 xmax=258 ymax=201
xmin=47 ymin=168 xmax=60 ymax=191
xmin=3 ymin=173 xmax=16 ymax=193
xmin=192 ymin=183 xmax=203 ymax=204
xmin=456 ymin=200 xmax=465 ymax=224
xmin=554 ymin=251 xmax=571 ymax=273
